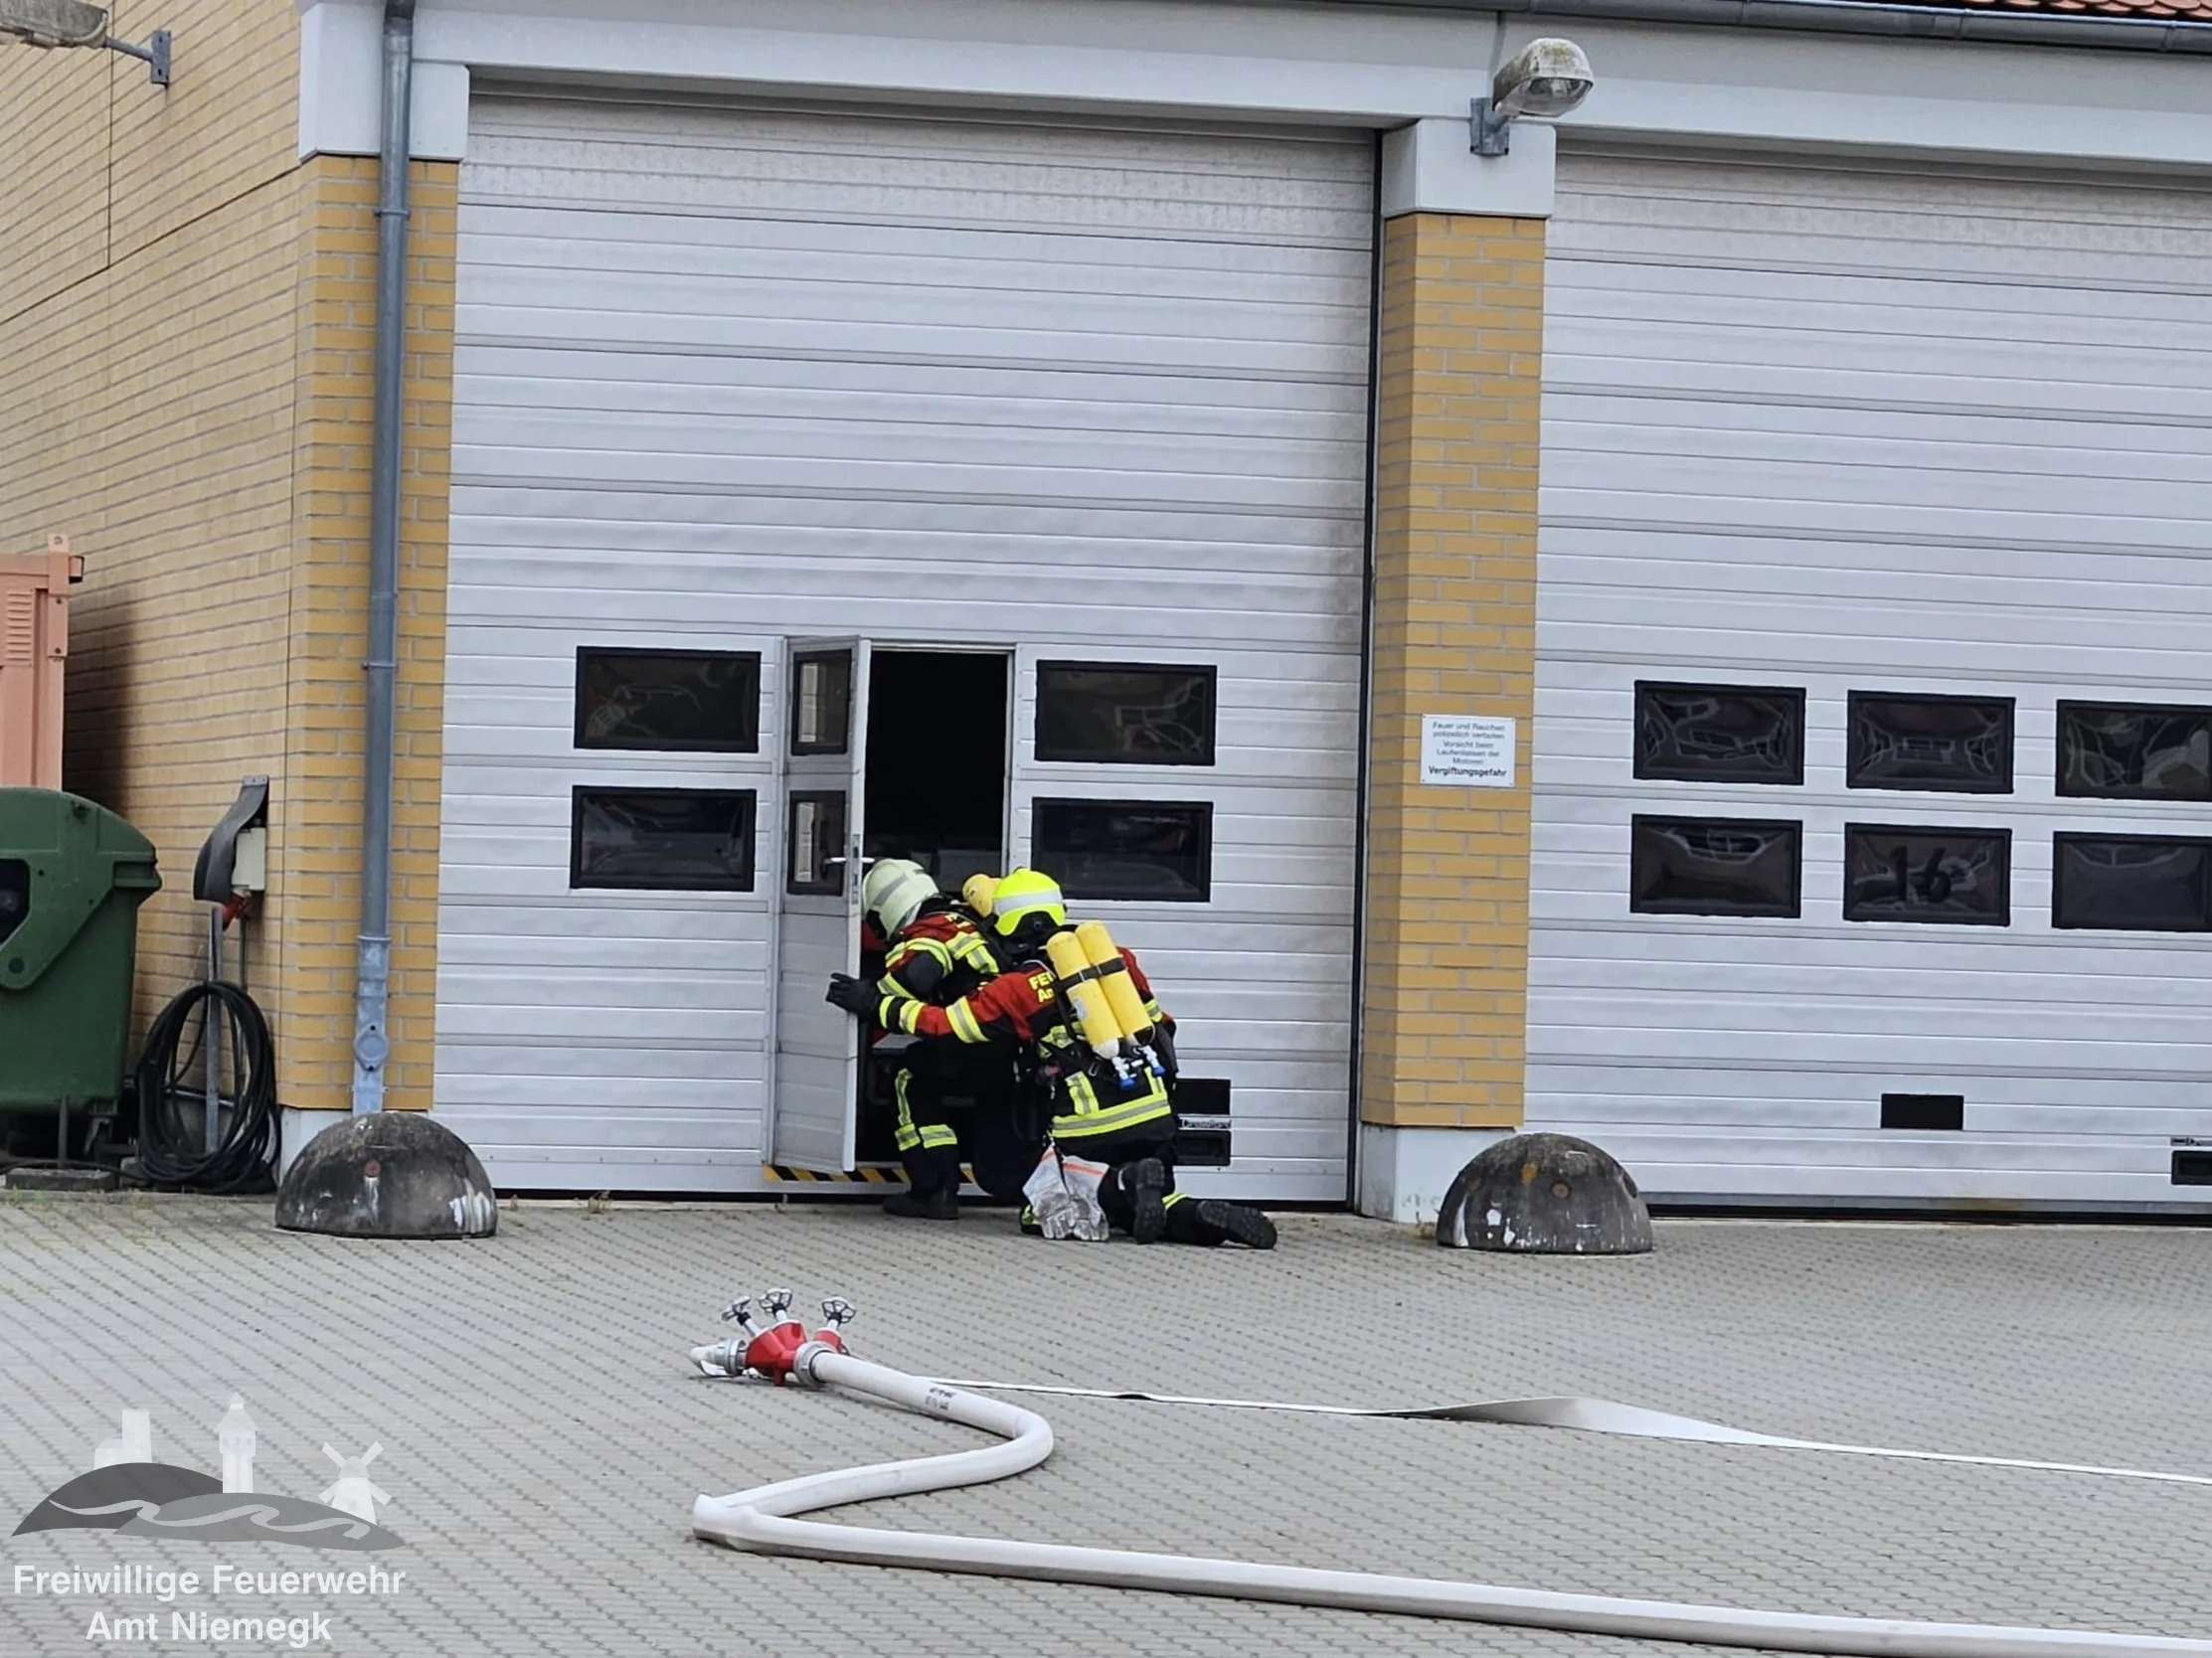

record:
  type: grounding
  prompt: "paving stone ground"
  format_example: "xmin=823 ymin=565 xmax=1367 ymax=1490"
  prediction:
xmin=0 ymin=1193 xmax=2208 ymax=1658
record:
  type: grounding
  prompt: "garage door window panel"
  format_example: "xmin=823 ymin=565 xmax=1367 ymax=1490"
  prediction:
xmin=571 ymin=788 xmax=758 ymax=892
xmin=2056 ymin=703 xmax=2212 ymax=801
xmin=2053 ymin=834 xmax=2212 ymax=932
xmin=1843 ymin=825 xmax=2010 ymax=925
xmin=1632 ymin=683 xmax=1804 ymax=784
xmin=1629 ymin=816 xmax=1801 ymax=918
xmin=786 ymin=792 xmax=848 ymax=897
xmin=1036 ymin=663 xmax=1218 ymax=766
xmin=1034 ymin=799 xmax=1212 ymax=903
xmin=790 ymin=652 xmax=855 ymax=756
xmin=574 ymin=648 xmax=762 ymax=752
xmin=1847 ymin=693 xmax=2013 ymax=793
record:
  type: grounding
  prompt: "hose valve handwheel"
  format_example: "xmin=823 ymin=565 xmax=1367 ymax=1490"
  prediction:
xmin=762 ymin=1287 xmax=796 ymax=1322
xmin=820 ymin=1297 xmax=856 ymax=1331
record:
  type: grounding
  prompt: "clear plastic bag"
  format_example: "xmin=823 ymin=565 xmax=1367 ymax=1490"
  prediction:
xmin=1022 ymin=1145 xmax=1109 ymax=1242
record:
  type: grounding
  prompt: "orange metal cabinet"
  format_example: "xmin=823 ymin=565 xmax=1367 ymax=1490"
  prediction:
xmin=0 ymin=535 xmax=83 ymax=790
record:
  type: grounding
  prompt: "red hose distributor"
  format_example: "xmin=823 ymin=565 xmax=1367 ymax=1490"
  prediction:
xmin=737 ymin=1290 xmax=855 ymax=1385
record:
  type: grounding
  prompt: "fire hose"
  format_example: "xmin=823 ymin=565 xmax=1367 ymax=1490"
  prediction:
xmin=688 ymin=1291 xmax=2212 ymax=1658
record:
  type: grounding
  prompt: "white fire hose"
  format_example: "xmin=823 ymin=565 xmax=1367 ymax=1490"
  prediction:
xmin=689 ymin=1294 xmax=2212 ymax=1658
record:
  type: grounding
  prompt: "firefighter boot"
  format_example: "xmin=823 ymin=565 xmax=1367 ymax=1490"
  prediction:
xmin=884 ymin=1183 xmax=959 ymax=1222
xmin=1117 ymin=1157 xmax=1170 ymax=1244
xmin=1163 ymin=1193 xmax=1276 ymax=1249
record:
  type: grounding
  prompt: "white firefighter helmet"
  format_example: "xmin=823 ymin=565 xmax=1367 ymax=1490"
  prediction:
xmin=860 ymin=858 xmax=937 ymax=936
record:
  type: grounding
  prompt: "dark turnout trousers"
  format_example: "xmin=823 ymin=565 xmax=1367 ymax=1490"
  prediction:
xmin=1066 ymin=1119 xmax=1276 ymax=1249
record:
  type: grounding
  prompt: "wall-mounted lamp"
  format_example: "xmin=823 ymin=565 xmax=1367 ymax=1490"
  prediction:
xmin=0 ymin=0 xmax=170 ymax=86
xmin=1471 ymin=39 xmax=1594 ymax=157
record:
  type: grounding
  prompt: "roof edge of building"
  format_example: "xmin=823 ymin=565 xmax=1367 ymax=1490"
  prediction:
xmin=1326 ymin=0 xmax=2212 ymax=55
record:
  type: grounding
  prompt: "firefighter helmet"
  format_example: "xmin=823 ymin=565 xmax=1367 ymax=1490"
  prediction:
xmin=989 ymin=868 xmax=1066 ymax=940
xmin=861 ymin=858 xmax=937 ymax=936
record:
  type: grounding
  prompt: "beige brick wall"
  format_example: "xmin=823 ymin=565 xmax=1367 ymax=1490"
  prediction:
xmin=0 ymin=41 xmax=108 ymax=324
xmin=1 ymin=0 xmax=302 ymax=328
xmin=0 ymin=5 xmax=455 ymax=1116
xmin=0 ymin=170 xmax=303 ymax=1052
xmin=106 ymin=0 xmax=305 ymax=258
xmin=1360 ymin=211 xmax=1545 ymax=1130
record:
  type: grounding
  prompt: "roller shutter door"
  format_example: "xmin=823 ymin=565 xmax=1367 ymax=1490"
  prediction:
xmin=433 ymin=94 xmax=1374 ymax=1197
xmin=1530 ymin=148 xmax=2212 ymax=1209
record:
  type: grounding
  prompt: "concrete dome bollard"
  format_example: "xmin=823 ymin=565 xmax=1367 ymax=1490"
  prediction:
xmin=275 ymin=1112 xmax=498 ymax=1240
xmin=1436 ymin=1132 xmax=1651 ymax=1254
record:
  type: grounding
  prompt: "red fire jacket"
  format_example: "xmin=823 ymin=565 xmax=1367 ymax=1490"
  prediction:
xmin=882 ymin=938 xmax=1166 ymax=1047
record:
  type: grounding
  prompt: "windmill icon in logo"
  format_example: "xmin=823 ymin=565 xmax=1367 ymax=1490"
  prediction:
xmin=318 ymin=1444 xmax=389 ymax=1525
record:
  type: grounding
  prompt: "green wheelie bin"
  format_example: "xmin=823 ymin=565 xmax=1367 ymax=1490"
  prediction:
xmin=0 ymin=789 xmax=162 ymax=1122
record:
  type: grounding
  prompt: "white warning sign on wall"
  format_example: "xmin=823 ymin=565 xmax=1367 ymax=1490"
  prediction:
xmin=1420 ymin=715 xmax=1515 ymax=788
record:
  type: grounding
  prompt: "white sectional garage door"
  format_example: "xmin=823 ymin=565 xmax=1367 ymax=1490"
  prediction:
xmin=1530 ymin=148 xmax=2212 ymax=1209
xmin=433 ymin=94 xmax=1374 ymax=1197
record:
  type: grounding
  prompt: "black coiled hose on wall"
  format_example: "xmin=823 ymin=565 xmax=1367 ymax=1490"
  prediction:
xmin=132 ymin=981 xmax=278 ymax=1195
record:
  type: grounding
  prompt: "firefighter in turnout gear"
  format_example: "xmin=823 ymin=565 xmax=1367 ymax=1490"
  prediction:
xmin=858 ymin=869 xmax=1276 ymax=1248
xmin=829 ymin=859 xmax=1008 ymax=1221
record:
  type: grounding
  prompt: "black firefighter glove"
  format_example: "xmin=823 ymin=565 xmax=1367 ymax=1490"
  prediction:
xmin=825 ymin=974 xmax=876 ymax=1017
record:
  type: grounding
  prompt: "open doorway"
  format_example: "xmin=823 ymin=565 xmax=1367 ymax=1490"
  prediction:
xmin=861 ymin=650 xmax=1009 ymax=882
xmin=853 ymin=648 xmax=1011 ymax=1168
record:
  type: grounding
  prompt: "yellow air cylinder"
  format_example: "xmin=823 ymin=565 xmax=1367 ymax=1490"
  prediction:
xmin=1044 ymin=929 xmax=1125 ymax=1056
xmin=961 ymin=873 xmax=996 ymax=916
xmin=1075 ymin=919 xmax=1151 ymax=1040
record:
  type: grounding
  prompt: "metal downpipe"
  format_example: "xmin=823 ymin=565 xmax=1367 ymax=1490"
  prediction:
xmin=351 ymin=0 xmax=416 ymax=1116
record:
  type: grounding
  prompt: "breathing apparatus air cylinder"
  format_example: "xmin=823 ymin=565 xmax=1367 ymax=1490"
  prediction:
xmin=1043 ymin=930 xmax=1124 ymax=1058
xmin=1075 ymin=919 xmax=1151 ymax=1041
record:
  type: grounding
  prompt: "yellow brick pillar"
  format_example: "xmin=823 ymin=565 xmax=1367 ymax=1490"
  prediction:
xmin=282 ymin=156 xmax=458 ymax=1117
xmin=1358 ymin=119 xmax=1550 ymax=1222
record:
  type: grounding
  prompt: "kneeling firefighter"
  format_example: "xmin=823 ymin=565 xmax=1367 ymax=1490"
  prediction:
xmin=840 ymin=869 xmax=1274 ymax=1248
xmin=834 ymin=860 xmax=1014 ymax=1221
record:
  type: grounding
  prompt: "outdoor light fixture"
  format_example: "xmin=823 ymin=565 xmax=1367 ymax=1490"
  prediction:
xmin=0 ymin=0 xmax=170 ymax=85
xmin=1471 ymin=38 xmax=1594 ymax=156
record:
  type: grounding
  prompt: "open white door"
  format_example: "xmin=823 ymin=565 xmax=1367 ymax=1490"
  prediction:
xmin=768 ymin=639 xmax=872 ymax=1171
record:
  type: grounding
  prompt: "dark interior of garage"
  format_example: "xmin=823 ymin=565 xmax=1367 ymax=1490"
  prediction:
xmin=862 ymin=650 xmax=1008 ymax=883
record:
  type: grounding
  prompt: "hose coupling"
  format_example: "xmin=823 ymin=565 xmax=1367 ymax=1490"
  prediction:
xmin=690 ymin=1339 xmax=752 ymax=1379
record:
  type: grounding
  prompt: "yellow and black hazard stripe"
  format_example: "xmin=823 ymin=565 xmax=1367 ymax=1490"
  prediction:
xmin=762 ymin=1164 xmax=977 ymax=1185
